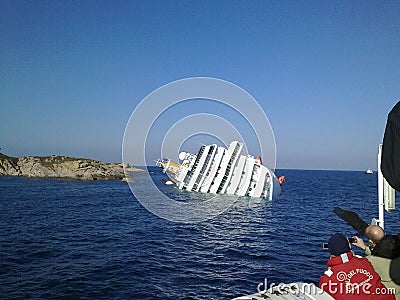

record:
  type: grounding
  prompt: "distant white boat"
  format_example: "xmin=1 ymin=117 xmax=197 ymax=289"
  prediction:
xmin=156 ymin=141 xmax=284 ymax=201
xmin=365 ymin=168 xmax=373 ymax=174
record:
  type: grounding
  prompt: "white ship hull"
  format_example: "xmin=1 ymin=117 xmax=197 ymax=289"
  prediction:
xmin=156 ymin=141 xmax=282 ymax=200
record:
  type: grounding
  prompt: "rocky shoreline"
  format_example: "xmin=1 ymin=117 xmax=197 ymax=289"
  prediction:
xmin=0 ymin=153 xmax=145 ymax=181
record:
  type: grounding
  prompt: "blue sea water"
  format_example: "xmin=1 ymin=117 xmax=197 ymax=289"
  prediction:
xmin=1 ymin=169 xmax=399 ymax=299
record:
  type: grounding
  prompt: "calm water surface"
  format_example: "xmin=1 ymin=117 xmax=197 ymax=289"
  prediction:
xmin=0 ymin=169 xmax=399 ymax=299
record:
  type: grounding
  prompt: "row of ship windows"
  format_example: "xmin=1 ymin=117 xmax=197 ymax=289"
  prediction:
xmin=185 ymin=145 xmax=243 ymax=191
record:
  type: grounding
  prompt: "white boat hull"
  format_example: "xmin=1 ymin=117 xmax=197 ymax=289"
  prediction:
xmin=156 ymin=141 xmax=281 ymax=200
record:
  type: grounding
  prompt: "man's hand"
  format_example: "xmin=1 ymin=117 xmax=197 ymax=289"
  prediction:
xmin=351 ymin=236 xmax=366 ymax=251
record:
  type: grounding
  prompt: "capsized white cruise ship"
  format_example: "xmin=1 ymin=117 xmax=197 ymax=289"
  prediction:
xmin=156 ymin=141 xmax=285 ymax=200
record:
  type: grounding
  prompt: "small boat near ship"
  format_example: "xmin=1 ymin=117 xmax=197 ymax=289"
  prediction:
xmin=156 ymin=141 xmax=284 ymax=200
xmin=164 ymin=179 xmax=175 ymax=185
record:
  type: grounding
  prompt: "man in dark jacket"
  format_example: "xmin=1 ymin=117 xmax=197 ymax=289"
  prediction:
xmin=364 ymin=225 xmax=400 ymax=259
xmin=351 ymin=225 xmax=400 ymax=299
xmin=319 ymin=233 xmax=395 ymax=300
xmin=333 ymin=207 xmax=400 ymax=259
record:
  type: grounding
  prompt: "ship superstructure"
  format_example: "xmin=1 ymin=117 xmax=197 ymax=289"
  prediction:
xmin=156 ymin=141 xmax=282 ymax=200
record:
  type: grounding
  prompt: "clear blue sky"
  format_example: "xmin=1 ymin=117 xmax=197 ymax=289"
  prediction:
xmin=1 ymin=1 xmax=399 ymax=170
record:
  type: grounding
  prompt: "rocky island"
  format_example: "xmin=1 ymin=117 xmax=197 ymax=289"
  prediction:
xmin=0 ymin=153 xmax=144 ymax=181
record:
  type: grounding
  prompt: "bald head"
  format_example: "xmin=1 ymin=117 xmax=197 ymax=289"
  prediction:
xmin=365 ymin=225 xmax=385 ymax=245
